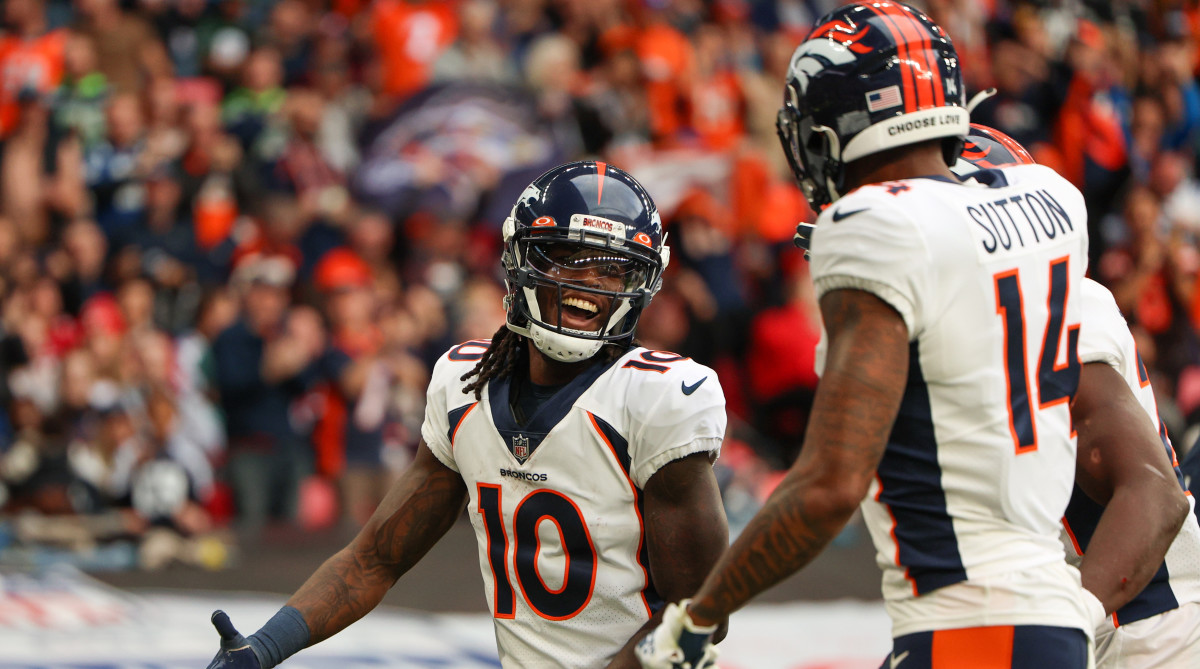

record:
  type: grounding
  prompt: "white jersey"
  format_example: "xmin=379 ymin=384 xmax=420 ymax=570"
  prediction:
xmin=810 ymin=166 xmax=1092 ymax=637
xmin=421 ymin=341 xmax=725 ymax=668
xmin=1065 ymin=279 xmax=1200 ymax=640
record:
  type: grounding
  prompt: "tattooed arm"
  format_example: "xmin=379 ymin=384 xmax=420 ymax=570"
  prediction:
xmin=685 ymin=288 xmax=909 ymax=627
xmin=606 ymin=451 xmax=729 ymax=669
xmin=287 ymin=442 xmax=468 ymax=644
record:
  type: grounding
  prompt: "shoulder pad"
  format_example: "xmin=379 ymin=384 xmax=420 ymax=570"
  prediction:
xmin=616 ymin=348 xmax=724 ymax=403
xmin=430 ymin=339 xmax=494 ymax=396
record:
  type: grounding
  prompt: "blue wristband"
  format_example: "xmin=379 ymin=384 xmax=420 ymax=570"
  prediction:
xmin=247 ymin=606 xmax=310 ymax=669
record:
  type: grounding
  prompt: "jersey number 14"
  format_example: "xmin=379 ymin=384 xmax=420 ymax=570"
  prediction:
xmin=994 ymin=257 xmax=1080 ymax=454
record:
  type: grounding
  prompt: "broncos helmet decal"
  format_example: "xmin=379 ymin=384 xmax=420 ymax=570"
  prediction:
xmin=787 ymin=21 xmax=872 ymax=97
xmin=777 ymin=1 xmax=969 ymax=209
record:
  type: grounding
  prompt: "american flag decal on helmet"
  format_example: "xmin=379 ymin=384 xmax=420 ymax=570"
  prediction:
xmin=867 ymin=86 xmax=902 ymax=112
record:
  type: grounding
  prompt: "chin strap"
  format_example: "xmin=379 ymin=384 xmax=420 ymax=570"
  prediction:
xmin=813 ymin=124 xmax=843 ymax=205
xmin=529 ymin=322 xmax=605 ymax=362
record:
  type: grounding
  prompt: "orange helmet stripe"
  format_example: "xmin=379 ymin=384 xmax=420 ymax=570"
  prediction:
xmin=864 ymin=3 xmax=921 ymax=112
xmin=595 ymin=161 xmax=607 ymax=204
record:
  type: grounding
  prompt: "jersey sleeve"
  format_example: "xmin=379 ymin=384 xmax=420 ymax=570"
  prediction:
xmin=809 ymin=193 xmax=931 ymax=337
xmin=1078 ymin=278 xmax=1131 ymax=370
xmin=626 ymin=358 xmax=727 ymax=489
xmin=420 ymin=341 xmax=494 ymax=473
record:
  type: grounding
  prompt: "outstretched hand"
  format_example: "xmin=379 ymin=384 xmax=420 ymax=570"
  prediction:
xmin=207 ymin=610 xmax=262 ymax=669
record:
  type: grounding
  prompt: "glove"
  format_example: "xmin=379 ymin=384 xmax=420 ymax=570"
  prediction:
xmin=793 ymin=222 xmax=816 ymax=260
xmin=635 ymin=599 xmax=719 ymax=669
xmin=207 ymin=610 xmax=263 ymax=669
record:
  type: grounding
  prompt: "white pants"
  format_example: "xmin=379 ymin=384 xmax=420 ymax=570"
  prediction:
xmin=1094 ymin=601 xmax=1200 ymax=668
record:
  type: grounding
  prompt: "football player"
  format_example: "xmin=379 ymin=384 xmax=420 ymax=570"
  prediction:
xmin=638 ymin=3 xmax=1096 ymax=667
xmin=207 ymin=161 xmax=730 ymax=669
xmin=952 ymin=125 xmax=1199 ymax=669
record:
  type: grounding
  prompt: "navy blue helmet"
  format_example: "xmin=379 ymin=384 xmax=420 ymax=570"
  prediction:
xmin=502 ymin=161 xmax=670 ymax=362
xmin=777 ymin=1 xmax=969 ymax=209
xmin=951 ymin=123 xmax=1037 ymax=176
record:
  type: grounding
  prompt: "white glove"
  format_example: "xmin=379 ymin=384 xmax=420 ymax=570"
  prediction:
xmin=635 ymin=599 xmax=719 ymax=669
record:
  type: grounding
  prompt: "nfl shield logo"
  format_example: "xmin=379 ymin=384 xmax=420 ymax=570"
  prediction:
xmin=512 ymin=434 xmax=530 ymax=462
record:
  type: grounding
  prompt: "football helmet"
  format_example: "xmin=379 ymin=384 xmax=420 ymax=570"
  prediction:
xmin=951 ymin=123 xmax=1036 ymax=176
xmin=776 ymin=1 xmax=969 ymax=209
xmin=502 ymin=161 xmax=670 ymax=362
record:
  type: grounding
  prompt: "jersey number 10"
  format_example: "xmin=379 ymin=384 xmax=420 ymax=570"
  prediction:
xmin=994 ymin=257 xmax=1080 ymax=455
xmin=477 ymin=483 xmax=597 ymax=620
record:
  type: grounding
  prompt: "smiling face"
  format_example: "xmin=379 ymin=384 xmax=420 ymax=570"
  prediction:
xmin=527 ymin=243 xmax=648 ymax=334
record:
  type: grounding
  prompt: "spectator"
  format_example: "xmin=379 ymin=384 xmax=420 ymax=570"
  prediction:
xmin=201 ymin=0 xmax=255 ymax=89
xmin=142 ymin=76 xmax=187 ymax=170
xmin=432 ymin=0 xmax=516 ymax=85
xmin=153 ymin=0 xmax=214 ymax=79
xmin=583 ymin=45 xmax=651 ymax=150
xmin=345 ymin=208 xmax=401 ymax=304
xmin=51 ymin=30 xmax=108 ymax=151
xmin=177 ymin=101 xmax=243 ymax=281
xmin=84 ymin=93 xmax=150 ymax=248
xmin=210 ymin=254 xmax=322 ymax=535
xmin=311 ymin=33 xmax=370 ymax=176
xmin=629 ymin=5 xmax=693 ymax=145
xmin=221 ymin=46 xmax=286 ymax=156
xmin=261 ymin=0 xmax=315 ymax=88
xmin=688 ymin=24 xmax=745 ymax=152
xmin=0 ymin=0 xmax=66 ymax=138
xmin=369 ymin=0 xmax=458 ymax=102
xmin=744 ymin=261 xmax=821 ymax=467
xmin=310 ymin=248 xmax=388 ymax=525
xmin=523 ymin=33 xmax=590 ymax=158
xmin=73 ymin=0 xmax=169 ymax=94
xmin=173 ymin=287 xmax=235 ymax=465
xmin=271 ymin=88 xmax=350 ymax=227
xmin=1 ymin=82 xmax=57 ymax=246
xmin=125 ymin=385 xmax=214 ymax=525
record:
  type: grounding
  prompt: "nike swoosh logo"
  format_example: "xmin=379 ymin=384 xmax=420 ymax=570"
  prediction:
xmin=831 ymin=207 xmax=869 ymax=222
xmin=890 ymin=649 xmax=910 ymax=668
xmin=681 ymin=377 xmax=707 ymax=395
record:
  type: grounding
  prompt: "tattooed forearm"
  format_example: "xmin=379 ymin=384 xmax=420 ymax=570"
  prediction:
xmin=286 ymin=447 xmax=468 ymax=644
xmin=688 ymin=289 xmax=909 ymax=625
xmin=690 ymin=473 xmax=853 ymax=621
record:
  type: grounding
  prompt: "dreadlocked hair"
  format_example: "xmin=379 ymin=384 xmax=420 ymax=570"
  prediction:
xmin=461 ymin=324 xmax=524 ymax=398
xmin=460 ymin=323 xmax=633 ymax=398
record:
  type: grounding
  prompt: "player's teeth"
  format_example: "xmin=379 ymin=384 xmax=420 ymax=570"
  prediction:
xmin=563 ymin=297 xmax=599 ymax=314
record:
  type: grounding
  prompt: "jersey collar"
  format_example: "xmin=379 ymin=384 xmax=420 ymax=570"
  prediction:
xmin=487 ymin=354 xmax=621 ymax=461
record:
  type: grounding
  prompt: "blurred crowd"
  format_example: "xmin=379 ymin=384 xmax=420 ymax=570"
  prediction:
xmin=1 ymin=0 xmax=1200 ymax=570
